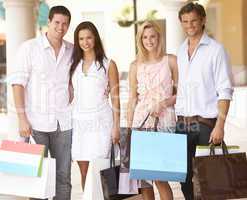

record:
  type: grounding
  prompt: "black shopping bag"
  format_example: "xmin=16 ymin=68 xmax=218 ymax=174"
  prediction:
xmin=100 ymin=145 xmax=136 ymax=200
xmin=193 ymin=141 xmax=247 ymax=200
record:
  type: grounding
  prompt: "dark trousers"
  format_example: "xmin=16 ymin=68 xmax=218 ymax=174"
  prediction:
xmin=29 ymin=125 xmax=72 ymax=200
xmin=176 ymin=121 xmax=213 ymax=200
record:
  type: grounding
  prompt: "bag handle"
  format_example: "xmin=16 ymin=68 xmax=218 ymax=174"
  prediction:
xmin=29 ymin=135 xmax=36 ymax=144
xmin=29 ymin=135 xmax=51 ymax=158
xmin=154 ymin=117 xmax=159 ymax=132
xmin=139 ymin=113 xmax=151 ymax=128
xmin=209 ymin=141 xmax=229 ymax=155
xmin=110 ymin=144 xmax=117 ymax=168
xmin=139 ymin=113 xmax=159 ymax=131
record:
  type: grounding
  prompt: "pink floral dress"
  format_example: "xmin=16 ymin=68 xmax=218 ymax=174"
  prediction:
xmin=132 ymin=55 xmax=176 ymax=132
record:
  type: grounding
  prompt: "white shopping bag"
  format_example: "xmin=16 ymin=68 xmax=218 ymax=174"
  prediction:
xmin=83 ymin=158 xmax=120 ymax=200
xmin=118 ymin=172 xmax=138 ymax=194
xmin=83 ymin=158 xmax=109 ymax=200
xmin=0 ymin=158 xmax=56 ymax=199
xmin=195 ymin=145 xmax=240 ymax=157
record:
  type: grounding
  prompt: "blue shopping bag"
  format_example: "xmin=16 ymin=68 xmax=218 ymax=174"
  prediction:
xmin=129 ymin=131 xmax=187 ymax=182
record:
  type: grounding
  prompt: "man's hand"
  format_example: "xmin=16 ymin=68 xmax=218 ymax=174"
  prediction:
xmin=209 ymin=125 xmax=224 ymax=144
xmin=12 ymin=85 xmax=31 ymax=137
xmin=209 ymin=100 xmax=230 ymax=144
xmin=18 ymin=116 xmax=32 ymax=137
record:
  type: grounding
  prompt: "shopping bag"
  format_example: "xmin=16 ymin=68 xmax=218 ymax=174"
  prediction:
xmin=118 ymin=114 xmax=156 ymax=194
xmin=193 ymin=142 xmax=247 ymax=200
xmin=83 ymin=158 xmax=118 ymax=200
xmin=0 ymin=139 xmax=45 ymax=177
xmin=119 ymin=127 xmax=132 ymax=170
xmin=120 ymin=114 xmax=154 ymax=170
xmin=130 ymin=131 xmax=187 ymax=182
xmin=118 ymin=127 xmax=138 ymax=195
xmin=195 ymin=144 xmax=240 ymax=156
xmin=0 ymin=158 xmax=56 ymax=199
xmin=118 ymin=172 xmax=139 ymax=195
xmin=100 ymin=145 xmax=136 ymax=200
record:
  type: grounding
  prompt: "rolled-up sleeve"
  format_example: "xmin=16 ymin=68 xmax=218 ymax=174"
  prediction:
xmin=8 ymin=42 xmax=31 ymax=87
xmin=214 ymin=45 xmax=233 ymax=100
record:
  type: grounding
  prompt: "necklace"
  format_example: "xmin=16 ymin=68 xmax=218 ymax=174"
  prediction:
xmin=82 ymin=60 xmax=94 ymax=76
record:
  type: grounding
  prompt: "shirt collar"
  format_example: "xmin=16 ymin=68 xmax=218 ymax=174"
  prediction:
xmin=184 ymin=32 xmax=210 ymax=48
xmin=198 ymin=32 xmax=210 ymax=45
xmin=41 ymin=33 xmax=69 ymax=49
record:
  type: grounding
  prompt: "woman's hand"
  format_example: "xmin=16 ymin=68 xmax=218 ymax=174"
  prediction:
xmin=111 ymin=126 xmax=120 ymax=144
xmin=150 ymin=101 xmax=166 ymax=117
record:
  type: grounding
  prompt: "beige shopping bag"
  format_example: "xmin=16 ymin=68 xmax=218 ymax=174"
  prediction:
xmin=195 ymin=145 xmax=240 ymax=157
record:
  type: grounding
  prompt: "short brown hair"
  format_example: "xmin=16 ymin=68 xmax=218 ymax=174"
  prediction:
xmin=178 ymin=2 xmax=206 ymax=21
xmin=48 ymin=6 xmax=71 ymax=24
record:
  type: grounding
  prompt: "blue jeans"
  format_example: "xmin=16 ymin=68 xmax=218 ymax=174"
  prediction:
xmin=30 ymin=124 xmax=72 ymax=200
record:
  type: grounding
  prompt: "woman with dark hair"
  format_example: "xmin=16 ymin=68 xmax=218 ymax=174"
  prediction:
xmin=69 ymin=21 xmax=120 ymax=191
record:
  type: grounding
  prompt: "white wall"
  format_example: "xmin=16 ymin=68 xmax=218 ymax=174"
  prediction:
xmin=228 ymin=87 xmax=247 ymax=128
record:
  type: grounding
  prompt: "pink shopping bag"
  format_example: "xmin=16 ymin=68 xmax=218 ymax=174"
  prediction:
xmin=0 ymin=140 xmax=45 ymax=177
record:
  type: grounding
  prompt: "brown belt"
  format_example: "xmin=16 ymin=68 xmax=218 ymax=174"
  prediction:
xmin=177 ymin=116 xmax=216 ymax=129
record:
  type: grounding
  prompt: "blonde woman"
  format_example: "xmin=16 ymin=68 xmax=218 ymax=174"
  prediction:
xmin=127 ymin=21 xmax=178 ymax=200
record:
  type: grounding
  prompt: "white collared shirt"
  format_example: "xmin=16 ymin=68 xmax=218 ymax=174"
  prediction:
xmin=175 ymin=33 xmax=233 ymax=118
xmin=9 ymin=34 xmax=73 ymax=132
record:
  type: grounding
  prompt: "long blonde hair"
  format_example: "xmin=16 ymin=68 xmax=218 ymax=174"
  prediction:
xmin=136 ymin=20 xmax=165 ymax=63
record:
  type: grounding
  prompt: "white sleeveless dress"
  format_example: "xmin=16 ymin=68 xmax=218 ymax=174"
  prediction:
xmin=71 ymin=58 xmax=113 ymax=161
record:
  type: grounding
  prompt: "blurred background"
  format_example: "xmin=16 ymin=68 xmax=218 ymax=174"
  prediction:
xmin=0 ymin=0 xmax=246 ymax=137
xmin=0 ymin=1 xmax=246 ymax=199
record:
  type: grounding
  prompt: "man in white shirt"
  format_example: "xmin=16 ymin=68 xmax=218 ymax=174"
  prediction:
xmin=10 ymin=6 xmax=73 ymax=200
xmin=175 ymin=2 xmax=233 ymax=199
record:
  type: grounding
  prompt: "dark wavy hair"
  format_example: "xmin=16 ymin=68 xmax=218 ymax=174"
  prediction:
xmin=70 ymin=21 xmax=106 ymax=82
